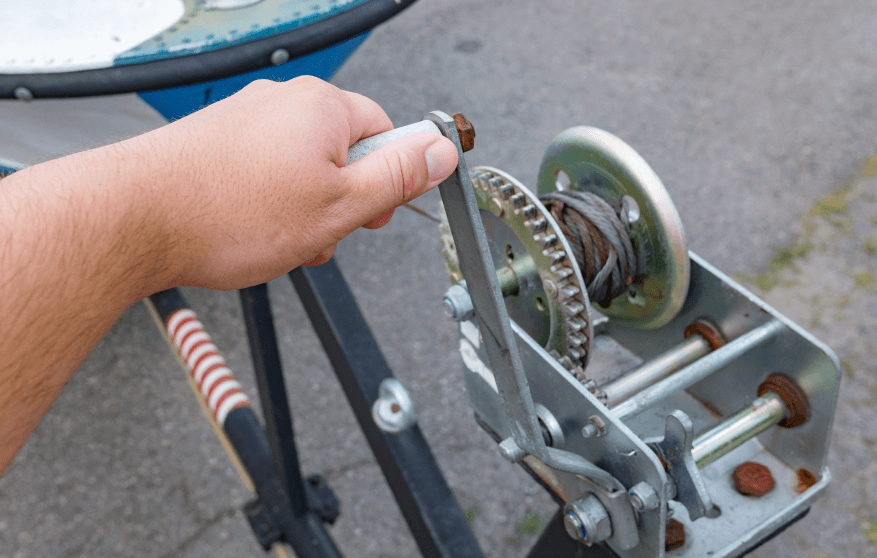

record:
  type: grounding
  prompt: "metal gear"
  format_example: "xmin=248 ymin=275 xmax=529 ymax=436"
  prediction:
xmin=440 ymin=166 xmax=595 ymax=380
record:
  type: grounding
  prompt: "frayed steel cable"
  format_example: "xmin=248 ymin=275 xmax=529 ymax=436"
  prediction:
xmin=539 ymin=190 xmax=640 ymax=306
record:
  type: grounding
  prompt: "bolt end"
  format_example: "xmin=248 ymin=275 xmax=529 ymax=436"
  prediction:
xmin=581 ymin=423 xmax=599 ymax=439
xmin=498 ymin=438 xmax=525 ymax=463
xmin=443 ymin=283 xmax=474 ymax=322
xmin=452 ymin=113 xmax=475 ymax=152
xmin=563 ymin=511 xmax=586 ymax=541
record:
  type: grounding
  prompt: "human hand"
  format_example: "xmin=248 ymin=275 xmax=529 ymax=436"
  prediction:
xmin=133 ymin=76 xmax=459 ymax=290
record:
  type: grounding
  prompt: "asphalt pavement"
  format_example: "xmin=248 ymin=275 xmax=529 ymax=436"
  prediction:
xmin=1 ymin=0 xmax=877 ymax=557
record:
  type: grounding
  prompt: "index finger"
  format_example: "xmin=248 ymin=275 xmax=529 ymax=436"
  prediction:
xmin=341 ymin=90 xmax=394 ymax=147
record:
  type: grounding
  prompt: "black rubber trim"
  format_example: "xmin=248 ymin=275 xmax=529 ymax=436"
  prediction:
xmin=0 ymin=0 xmax=418 ymax=99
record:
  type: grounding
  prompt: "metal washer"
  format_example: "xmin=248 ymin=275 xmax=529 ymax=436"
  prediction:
xmin=537 ymin=126 xmax=690 ymax=329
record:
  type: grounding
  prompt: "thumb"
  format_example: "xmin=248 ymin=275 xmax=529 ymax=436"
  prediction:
xmin=341 ymin=132 xmax=458 ymax=221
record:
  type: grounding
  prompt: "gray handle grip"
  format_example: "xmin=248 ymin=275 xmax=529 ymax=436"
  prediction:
xmin=346 ymin=120 xmax=443 ymax=165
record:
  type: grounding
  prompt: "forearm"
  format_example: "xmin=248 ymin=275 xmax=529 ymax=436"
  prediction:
xmin=0 ymin=137 xmax=176 ymax=473
xmin=0 ymin=77 xmax=457 ymax=476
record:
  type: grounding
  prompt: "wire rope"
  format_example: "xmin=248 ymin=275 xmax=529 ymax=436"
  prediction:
xmin=539 ymin=190 xmax=641 ymax=307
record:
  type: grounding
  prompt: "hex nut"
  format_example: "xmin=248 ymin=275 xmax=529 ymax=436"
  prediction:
xmin=732 ymin=462 xmax=775 ymax=497
xmin=628 ymin=481 xmax=660 ymax=512
xmin=665 ymin=518 xmax=686 ymax=551
xmin=564 ymin=495 xmax=612 ymax=545
xmin=443 ymin=282 xmax=474 ymax=321
xmin=452 ymin=113 xmax=475 ymax=152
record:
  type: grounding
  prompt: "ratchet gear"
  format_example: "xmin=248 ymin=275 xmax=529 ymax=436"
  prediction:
xmin=440 ymin=166 xmax=595 ymax=383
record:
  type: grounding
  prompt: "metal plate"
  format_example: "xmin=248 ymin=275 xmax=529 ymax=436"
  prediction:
xmin=459 ymin=319 xmax=667 ymax=558
xmin=537 ymin=126 xmax=689 ymax=329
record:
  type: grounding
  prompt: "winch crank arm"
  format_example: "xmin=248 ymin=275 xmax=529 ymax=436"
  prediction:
xmin=423 ymin=112 xmax=623 ymax=492
xmin=421 ymin=112 xmax=545 ymax=458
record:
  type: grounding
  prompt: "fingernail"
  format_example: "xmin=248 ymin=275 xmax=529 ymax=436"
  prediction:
xmin=425 ymin=139 xmax=459 ymax=183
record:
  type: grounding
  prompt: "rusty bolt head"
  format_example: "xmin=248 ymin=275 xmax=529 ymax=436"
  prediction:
xmin=665 ymin=518 xmax=685 ymax=551
xmin=452 ymin=113 xmax=475 ymax=152
xmin=733 ymin=461 xmax=775 ymax=497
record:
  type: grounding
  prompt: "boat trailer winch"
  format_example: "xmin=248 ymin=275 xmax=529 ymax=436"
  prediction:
xmin=353 ymin=112 xmax=840 ymax=557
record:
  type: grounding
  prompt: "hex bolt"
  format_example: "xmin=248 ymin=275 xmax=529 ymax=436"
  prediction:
xmin=563 ymin=495 xmax=612 ymax=545
xmin=732 ymin=462 xmax=775 ymax=497
xmin=452 ymin=113 xmax=475 ymax=152
xmin=581 ymin=415 xmax=606 ymax=439
xmin=628 ymin=481 xmax=660 ymax=512
xmin=498 ymin=438 xmax=526 ymax=463
xmin=443 ymin=282 xmax=474 ymax=321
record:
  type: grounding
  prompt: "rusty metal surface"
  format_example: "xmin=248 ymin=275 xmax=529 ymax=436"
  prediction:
xmin=796 ymin=469 xmax=818 ymax=494
xmin=665 ymin=518 xmax=685 ymax=551
xmin=732 ymin=462 xmax=776 ymax=497
xmin=452 ymin=113 xmax=475 ymax=152
xmin=684 ymin=318 xmax=726 ymax=352
xmin=758 ymin=373 xmax=809 ymax=429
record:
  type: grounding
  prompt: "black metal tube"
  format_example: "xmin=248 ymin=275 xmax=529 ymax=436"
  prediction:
xmin=239 ymin=284 xmax=309 ymax=517
xmin=290 ymin=260 xmax=485 ymax=558
xmin=225 ymin=408 xmax=343 ymax=558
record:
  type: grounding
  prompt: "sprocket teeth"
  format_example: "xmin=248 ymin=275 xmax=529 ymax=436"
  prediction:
xmin=547 ymin=251 xmax=566 ymax=265
xmin=500 ymin=184 xmax=514 ymax=199
xmin=529 ymin=218 xmax=548 ymax=233
xmin=564 ymin=301 xmax=585 ymax=315
xmin=568 ymin=333 xmax=586 ymax=347
xmin=510 ymin=193 xmax=525 ymax=207
xmin=521 ymin=204 xmax=537 ymax=218
xmin=537 ymin=233 xmax=558 ymax=249
xmin=561 ymin=285 xmax=580 ymax=300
